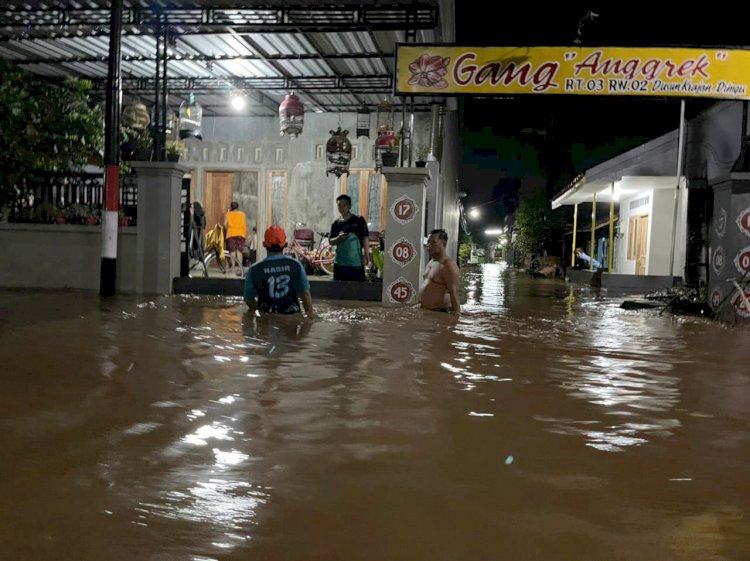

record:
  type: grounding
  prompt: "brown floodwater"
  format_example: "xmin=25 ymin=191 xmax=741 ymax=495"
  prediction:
xmin=1 ymin=263 xmax=749 ymax=561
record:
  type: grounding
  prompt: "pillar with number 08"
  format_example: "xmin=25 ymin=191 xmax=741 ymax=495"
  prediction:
xmin=381 ymin=168 xmax=430 ymax=305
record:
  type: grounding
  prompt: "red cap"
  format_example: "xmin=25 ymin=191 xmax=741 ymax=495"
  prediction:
xmin=264 ymin=225 xmax=287 ymax=248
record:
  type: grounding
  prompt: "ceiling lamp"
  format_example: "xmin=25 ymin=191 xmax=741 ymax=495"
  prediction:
xmin=279 ymin=92 xmax=304 ymax=137
xmin=356 ymin=105 xmax=370 ymax=138
xmin=179 ymin=92 xmax=203 ymax=140
xmin=326 ymin=127 xmax=352 ymax=177
xmin=231 ymin=94 xmax=246 ymax=111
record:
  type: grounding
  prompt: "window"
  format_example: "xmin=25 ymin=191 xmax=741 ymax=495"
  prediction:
xmin=351 ymin=145 xmax=358 ymax=160
xmin=347 ymin=173 xmax=361 ymax=213
xmin=341 ymin=170 xmax=388 ymax=232
xmin=254 ymin=147 xmax=263 ymax=162
xmin=367 ymin=173 xmax=383 ymax=230
xmin=275 ymin=148 xmax=284 ymax=162
xmin=315 ymin=144 xmax=325 ymax=160
xmin=267 ymin=171 xmax=288 ymax=231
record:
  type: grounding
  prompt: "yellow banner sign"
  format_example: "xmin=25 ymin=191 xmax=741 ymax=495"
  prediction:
xmin=396 ymin=45 xmax=750 ymax=100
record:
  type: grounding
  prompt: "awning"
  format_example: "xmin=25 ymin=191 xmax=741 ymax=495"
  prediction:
xmin=551 ymin=175 xmax=679 ymax=209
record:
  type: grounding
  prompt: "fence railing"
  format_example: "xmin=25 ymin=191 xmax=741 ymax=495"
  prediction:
xmin=3 ymin=171 xmax=138 ymax=226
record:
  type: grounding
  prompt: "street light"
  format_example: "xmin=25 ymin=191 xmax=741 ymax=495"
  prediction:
xmin=469 ymin=208 xmax=480 ymax=219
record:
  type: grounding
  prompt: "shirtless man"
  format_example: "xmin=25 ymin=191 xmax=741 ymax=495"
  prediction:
xmin=419 ymin=229 xmax=460 ymax=314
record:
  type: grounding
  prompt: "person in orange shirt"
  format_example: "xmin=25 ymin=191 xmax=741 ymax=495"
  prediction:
xmin=224 ymin=201 xmax=247 ymax=276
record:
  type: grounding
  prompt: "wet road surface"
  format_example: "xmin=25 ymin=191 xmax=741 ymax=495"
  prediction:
xmin=1 ymin=263 xmax=748 ymax=560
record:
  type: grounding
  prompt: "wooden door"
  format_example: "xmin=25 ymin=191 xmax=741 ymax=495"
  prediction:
xmin=635 ymin=215 xmax=649 ymax=275
xmin=205 ymin=172 xmax=234 ymax=231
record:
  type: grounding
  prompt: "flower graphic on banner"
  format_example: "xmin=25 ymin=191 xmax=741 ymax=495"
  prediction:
xmin=408 ymin=55 xmax=451 ymax=88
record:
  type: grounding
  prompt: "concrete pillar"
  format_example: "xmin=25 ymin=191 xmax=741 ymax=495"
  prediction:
xmin=133 ymin=162 xmax=187 ymax=294
xmin=381 ymin=167 xmax=429 ymax=306
xmin=709 ymin=173 xmax=750 ymax=323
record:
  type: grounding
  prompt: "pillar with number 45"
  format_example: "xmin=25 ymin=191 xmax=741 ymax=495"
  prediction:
xmin=381 ymin=168 xmax=429 ymax=306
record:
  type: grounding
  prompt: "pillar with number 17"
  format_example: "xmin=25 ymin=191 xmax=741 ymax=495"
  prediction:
xmin=381 ymin=168 xmax=430 ymax=306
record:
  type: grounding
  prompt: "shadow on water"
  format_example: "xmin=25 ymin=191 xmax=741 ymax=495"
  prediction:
xmin=1 ymin=264 xmax=749 ymax=560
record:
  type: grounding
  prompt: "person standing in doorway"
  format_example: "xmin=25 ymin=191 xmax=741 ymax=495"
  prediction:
xmin=420 ymin=229 xmax=460 ymax=314
xmin=224 ymin=201 xmax=247 ymax=276
xmin=329 ymin=194 xmax=370 ymax=281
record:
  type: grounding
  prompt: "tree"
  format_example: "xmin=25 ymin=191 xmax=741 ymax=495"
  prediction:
xmin=0 ymin=60 xmax=103 ymax=208
xmin=513 ymin=187 xmax=570 ymax=258
xmin=458 ymin=228 xmax=473 ymax=265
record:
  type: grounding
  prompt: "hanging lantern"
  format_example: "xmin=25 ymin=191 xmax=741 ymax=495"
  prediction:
xmin=356 ymin=105 xmax=370 ymax=138
xmin=179 ymin=92 xmax=203 ymax=140
xmin=279 ymin=92 xmax=304 ymax=137
xmin=122 ymin=100 xmax=150 ymax=130
xmin=165 ymin=110 xmax=179 ymax=142
xmin=375 ymin=100 xmax=394 ymax=132
xmin=326 ymin=127 xmax=352 ymax=177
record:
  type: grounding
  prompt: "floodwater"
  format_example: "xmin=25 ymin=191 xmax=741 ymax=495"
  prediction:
xmin=1 ymin=263 xmax=749 ymax=561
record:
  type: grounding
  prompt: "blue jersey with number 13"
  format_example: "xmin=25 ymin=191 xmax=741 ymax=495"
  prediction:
xmin=244 ymin=254 xmax=310 ymax=314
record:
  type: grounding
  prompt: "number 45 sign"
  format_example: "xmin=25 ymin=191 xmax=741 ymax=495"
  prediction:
xmin=390 ymin=195 xmax=418 ymax=224
xmin=387 ymin=277 xmax=415 ymax=304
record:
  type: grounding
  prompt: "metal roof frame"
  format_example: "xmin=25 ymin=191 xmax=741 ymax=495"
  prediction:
xmin=1 ymin=2 xmax=444 ymax=116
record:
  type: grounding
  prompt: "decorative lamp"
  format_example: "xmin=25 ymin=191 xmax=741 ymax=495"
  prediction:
xmin=356 ymin=105 xmax=371 ymax=138
xmin=326 ymin=127 xmax=352 ymax=177
xmin=165 ymin=110 xmax=179 ymax=142
xmin=179 ymin=93 xmax=203 ymax=140
xmin=279 ymin=92 xmax=304 ymax=137
xmin=122 ymin=100 xmax=150 ymax=130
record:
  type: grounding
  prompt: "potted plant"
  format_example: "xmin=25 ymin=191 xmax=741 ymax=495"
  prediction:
xmin=67 ymin=203 xmax=92 ymax=225
xmin=118 ymin=209 xmax=131 ymax=227
xmin=376 ymin=127 xmax=400 ymax=167
xmin=121 ymin=126 xmax=153 ymax=161
xmin=165 ymin=139 xmax=187 ymax=162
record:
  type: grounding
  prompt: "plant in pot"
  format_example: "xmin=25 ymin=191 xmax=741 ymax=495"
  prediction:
xmin=165 ymin=139 xmax=187 ymax=162
xmin=118 ymin=209 xmax=131 ymax=227
xmin=415 ymin=143 xmax=429 ymax=167
xmin=67 ymin=203 xmax=92 ymax=225
xmin=53 ymin=206 xmax=68 ymax=224
xmin=33 ymin=201 xmax=58 ymax=224
xmin=121 ymin=126 xmax=153 ymax=161
xmin=376 ymin=127 xmax=400 ymax=168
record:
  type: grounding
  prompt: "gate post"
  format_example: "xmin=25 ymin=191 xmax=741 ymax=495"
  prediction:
xmin=132 ymin=162 xmax=187 ymax=294
xmin=381 ymin=167 xmax=430 ymax=306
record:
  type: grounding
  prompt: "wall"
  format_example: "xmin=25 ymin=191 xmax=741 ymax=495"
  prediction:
xmin=0 ymin=224 xmax=137 ymax=291
xmin=649 ymin=189 xmax=677 ymax=276
xmin=708 ymin=175 xmax=750 ymax=322
xmin=184 ymin=110 xmax=457 ymax=259
xmin=436 ymin=109 xmax=461 ymax=260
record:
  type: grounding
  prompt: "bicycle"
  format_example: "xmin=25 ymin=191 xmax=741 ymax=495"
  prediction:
xmin=189 ymin=222 xmax=246 ymax=278
xmin=285 ymin=222 xmax=336 ymax=275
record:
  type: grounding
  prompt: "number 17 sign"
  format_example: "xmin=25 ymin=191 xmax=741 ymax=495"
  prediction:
xmin=390 ymin=195 xmax=418 ymax=224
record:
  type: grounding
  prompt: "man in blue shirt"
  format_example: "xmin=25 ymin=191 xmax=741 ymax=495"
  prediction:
xmin=244 ymin=225 xmax=314 ymax=317
xmin=329 ymin=194 xmax=370 ymax=281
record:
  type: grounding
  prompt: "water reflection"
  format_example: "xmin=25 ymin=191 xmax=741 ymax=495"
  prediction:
xmin=0 ymin=269 xmax=749 ymax=560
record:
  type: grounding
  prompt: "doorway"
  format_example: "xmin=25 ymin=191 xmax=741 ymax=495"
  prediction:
xmin=628 ymin=214 xmax=649 ymax=275
xmin=204 ymin=171 xmax=233 ymax=230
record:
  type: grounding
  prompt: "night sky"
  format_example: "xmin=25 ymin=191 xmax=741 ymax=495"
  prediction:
xmin=455 ymin=4 xmax=749 ymax=229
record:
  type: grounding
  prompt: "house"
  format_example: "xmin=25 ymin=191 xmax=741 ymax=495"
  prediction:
xmin=552 ymin=100 xmax=750 ymax=320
